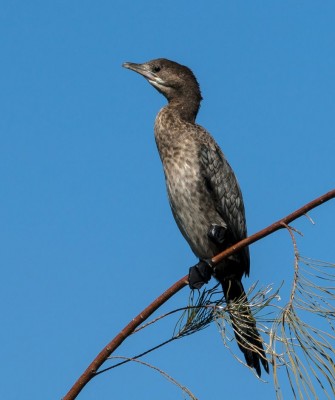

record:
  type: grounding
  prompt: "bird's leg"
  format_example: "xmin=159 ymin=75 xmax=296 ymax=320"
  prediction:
xmin=189 ymin=224 xmax=227 ymax=289
xmin=188 ymin=259 xmax=213 ymax=289
xmin=207 ymin=223 xmax=227 ymax=244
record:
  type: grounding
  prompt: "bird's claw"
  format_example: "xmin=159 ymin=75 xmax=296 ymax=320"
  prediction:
xmin=207 ymin=224 xmax=226 ymax=244
xmin=188 ymin=259 xmax=213 ymax=289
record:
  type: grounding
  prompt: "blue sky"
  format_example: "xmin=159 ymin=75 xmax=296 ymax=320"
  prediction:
xmin=1 ymin=1 xmax=334 ymax=399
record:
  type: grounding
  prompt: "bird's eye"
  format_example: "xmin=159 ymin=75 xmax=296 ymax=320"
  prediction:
xmin=153 ymin=66 xmax=161 ymax=73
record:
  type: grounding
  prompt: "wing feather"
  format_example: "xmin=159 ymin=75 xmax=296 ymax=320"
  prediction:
xmin=199 ymin=140 xmax=250 ymax=275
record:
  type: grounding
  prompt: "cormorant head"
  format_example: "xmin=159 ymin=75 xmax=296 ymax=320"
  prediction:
xmin=123 ymin=58 xmax=202 ymax=105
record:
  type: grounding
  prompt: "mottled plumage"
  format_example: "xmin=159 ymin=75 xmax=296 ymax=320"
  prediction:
xmin=123 ymin=58 xmax=268 ymax=376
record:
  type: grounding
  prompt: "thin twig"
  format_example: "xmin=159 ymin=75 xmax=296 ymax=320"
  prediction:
xmin=97 ymin=337 xmax=177 ymax=375
xmin=108 ymin=356 xmax=198 ymax=399
xmin=62 ymin=189 xmax=335 ymax=400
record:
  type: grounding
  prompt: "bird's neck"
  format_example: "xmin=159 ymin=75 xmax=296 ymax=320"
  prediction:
xmin=154 ymin=104 xmax=198 ymax=161
xmin=167 ymin=97 xmax=200 ymax=123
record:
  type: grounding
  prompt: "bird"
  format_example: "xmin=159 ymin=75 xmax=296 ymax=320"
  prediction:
xmin=123 ymin=58 xmax=269 ymax=376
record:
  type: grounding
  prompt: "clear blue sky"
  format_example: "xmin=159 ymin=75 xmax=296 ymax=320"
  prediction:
xmin=1 ymin=1 xmax=334 ymax=399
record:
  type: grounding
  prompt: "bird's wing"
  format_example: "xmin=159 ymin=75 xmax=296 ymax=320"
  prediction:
xmin=199 ymin=137 xmax=250 ymax=275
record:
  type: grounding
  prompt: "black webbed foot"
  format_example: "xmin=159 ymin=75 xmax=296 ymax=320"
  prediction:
xmin=207 ymin=224 xmax=227 ymax=244
xmin=188 ymin=259 xmax=212 ymax=289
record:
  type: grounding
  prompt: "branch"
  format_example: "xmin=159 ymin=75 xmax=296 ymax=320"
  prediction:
xmin=212 ymin=189 xmax=335 ymax=264
xmin=62 ymin=189 xmax=335 ymax=400
xmin=62 ymin=276 xmax=187 ymax=400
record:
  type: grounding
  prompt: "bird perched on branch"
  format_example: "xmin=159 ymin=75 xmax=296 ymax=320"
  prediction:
xmin=123 ymin=58 xmax=269 ymax=376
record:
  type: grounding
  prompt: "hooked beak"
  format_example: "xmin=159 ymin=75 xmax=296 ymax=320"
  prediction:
xmin=122 ymin=62 xmax=164 ymax=86
xmin=123 ymin=62 xmax=155 ymax=79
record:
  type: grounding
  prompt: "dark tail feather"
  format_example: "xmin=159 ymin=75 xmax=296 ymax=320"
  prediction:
xmin=221 ymin=278 xmax=269 ymax=377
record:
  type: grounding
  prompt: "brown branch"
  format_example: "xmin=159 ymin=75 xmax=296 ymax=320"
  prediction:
xmin=62 ymin=189 xmax=335 ymax=400
xmin=212 ymin=189 xmax=335 ymax=264
xmin=62 ymin=276 xmax=188 ymax=400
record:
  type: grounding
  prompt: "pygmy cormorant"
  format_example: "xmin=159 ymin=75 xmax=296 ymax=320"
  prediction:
xmin=123 ymin=58 xmax=269 ymax=376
